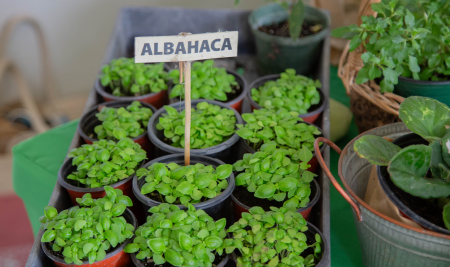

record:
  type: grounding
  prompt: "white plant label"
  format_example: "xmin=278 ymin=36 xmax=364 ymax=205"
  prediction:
xmin=135 ymin=31 xmax=238 ymax=63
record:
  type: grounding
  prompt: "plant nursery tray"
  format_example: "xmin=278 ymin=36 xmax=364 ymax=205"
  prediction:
xmin=26 ymin=6 xmax=331 ymax=266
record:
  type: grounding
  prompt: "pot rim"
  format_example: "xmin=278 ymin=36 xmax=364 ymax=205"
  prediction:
xmin=41 ymin=207 xmax=137 ymax=265
xmin=132 ymin=153 xmax=235 ymax=210
xmin=131 ymin=251 xmax=229 ymax=267
xmin=398 ymin=75 xmax=450 ymax=85
xmin=77 ymin=100 xmax=156 ymax=144
xmin=337 ymin=122 xmax=450 ymax=240
xmin=247 ymin=74 xmax=326 ymax=120
xmin=231 ymin=178 xmax=320 ymax=214
xmin=147 ymin=99 xmax=243 ymax=155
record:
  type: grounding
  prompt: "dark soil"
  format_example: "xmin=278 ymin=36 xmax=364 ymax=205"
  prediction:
xmin=258 ymin=20 xmax=323 ymax=38
xmin=233 ymin=183 xmax=316 ymax=211
xmin=223 ymin=83 xmax=242 ymax=104
xmin=138 ymin=253 xmax=226 ymax=267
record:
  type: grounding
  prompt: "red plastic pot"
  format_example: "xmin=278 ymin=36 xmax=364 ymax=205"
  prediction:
xmin=167 ymin=69 xmax=248 ymax=114
xmin=247 ymin=74 xmax=326 ymax=125
xmin=77 ymin=100 xmax=156 ymax=157
xmin=41 ymin=208 xmax=137 ymax=267
xmin=231 ymin=179 xmax=320 ymax=221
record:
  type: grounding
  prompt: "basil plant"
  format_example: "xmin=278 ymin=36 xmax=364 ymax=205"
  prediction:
xmin=67 ymin=138 xmax=146 ymax=188
xmin=94 ymin=101 xmax=153 ymax=141
xmin=40 ymin=187 xmax=134 ymax=265
xmin=169 ymin=60 xmax=239 ymax=102
xmin=156 ymin=102 xmax=237 ymax=149
xmin=252 ymin=69 xmax=321 ymax=114
xmin=236 ymin=108 xmax=322 ymax=162
xmin=354 ymin=96 xmax=450 ymax=230
xmin=332 ymin=0 xmax=450 ymax=93
xmin=137 ymin=162 xmax=232 ymax=205
xmin=124 ymin=203 xmax=227 ymax=267
xmin=233 ymin=143 xmax=315 ymax=211
xmin=225 ymin=206 xmax=322 ymax=267
xmin=100 ymin=57 xmax=169 ymax=96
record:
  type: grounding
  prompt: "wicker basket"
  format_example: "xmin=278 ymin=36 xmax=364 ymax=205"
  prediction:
xmin=337 ymin=0 xmax=405 ymax=133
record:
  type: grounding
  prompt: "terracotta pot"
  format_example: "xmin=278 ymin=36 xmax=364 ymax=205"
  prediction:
xmin=247 ymin=74 xmax=326 ymax=125
xmin=231 ymin=179 xmax=320 ymax=221
xmin=41 ymin=208 xmax=137 ymax=267
xmin=77 ymin=100 xmax=156 ymax=158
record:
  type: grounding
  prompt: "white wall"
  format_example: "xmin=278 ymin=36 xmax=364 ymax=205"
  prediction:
xmin=0 ymin=0 xmax=265 ymax=104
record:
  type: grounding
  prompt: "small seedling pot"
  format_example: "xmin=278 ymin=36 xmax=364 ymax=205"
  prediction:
xmin=241 ymin=121 xmax=325 ymax=174
xmin=132 ymin=154 xmax=235 ymax=221
xmin=168 ymin=69 xmax=248 ymax=114
xmin=247 ymin=74 xmax=326 ymax=125
xmin=131 ymin=252 xmax=229 ymax=267
xmin=77 ymin=100 xmax=156 ymax=157
xmin=378 ymin=133 xmax=450 ymax=235
xmin=231 ymin=178 xmax=320 ymax=221
xmin=148 ymin=99 xmax=244 ymax=164
xmin=41 ymin=208 xmax=137 ymax=267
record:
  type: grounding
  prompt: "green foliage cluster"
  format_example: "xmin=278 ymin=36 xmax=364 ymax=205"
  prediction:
xmin=354 ymin=96 xmax=450 ymax=230
xmin=233 ymin=143 xmax=315 ymax=211
xmin=156 ymin=102 xmax=237 ymax=149
xmin=40 ymin=187 xmax=134 ymax=265
xmin=67 ymin=138 xmax=146 ymax=188
xmin=332 ymin=0 xmax=450 ymax=93
xmin=94 ymin=101 xmax=153 ymax=141
xmin=169 ymin=60 xmax=239 ymax=102
xmin=251 ymin=69 xmax=321 ymax=114
xmin=137 ymin=162 xmax=232 ymax=205
xmin=124 ymin=203 xmax=227 ymax=267
xmin=225 ymin=206 xmax=322 ymax=267
xmin=236 ymin=108 xmax=322 ymax=161
xmin=100 ymin=58 xmax=169 ymax=97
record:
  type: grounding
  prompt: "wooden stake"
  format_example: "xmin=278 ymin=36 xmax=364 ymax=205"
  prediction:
xmin=183 ymin=61 xmax=191 ymax=166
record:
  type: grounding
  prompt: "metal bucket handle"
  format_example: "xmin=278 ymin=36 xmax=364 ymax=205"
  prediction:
xmin=314 ymin=137 xmax=363 ymax=222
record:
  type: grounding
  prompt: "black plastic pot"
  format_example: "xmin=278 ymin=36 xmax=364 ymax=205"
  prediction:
xmin=148 ymin=99 xmax=244 ymax=164
xmin=248 ymin=74 xmax=326 ymax=125
xmin=377 ymin=133 xmax=450 ymax=235
xmin=41 ymin=208 xmax=137 ymax=267
xmin=132 ymin=154 xmax=235 ymax=221
xmin=77 ymin=100 xmax=156 ymax=157
xmin=131 ymin=253 xmax=229 ymax=267
xmin=168 ymin=69 xmax=248 ymax=114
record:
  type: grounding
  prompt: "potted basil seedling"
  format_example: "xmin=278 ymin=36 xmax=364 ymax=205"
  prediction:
xmin=95 ymin=57 xmax=171 ymax=109
xmin=40 ymin=187 xmax=137 ymax=266
xmin=168 ymin=60 xmax=247 ymax=113
xmin=225 ymin=206 xmax=326 ymax=267
xmin=248 ymin=69 xmax=325 ymax=124
xmin=78 ymin=100 xmax=156 ymax=156
xmin=148 ymin=100 xmax=243 ymax=164
xmin=58 ymin=138 xmax=147 ymax=205
xmin=232 ymin=143 xmax=320 ymax=220
xmin=354 ymin=96 xmax=450 ymax=235
xmin=237 ymin=108 xmax=324 ymax=173
xmin=132 ymin=154 xmax=235 ymax=221
xmin=124 ymin=203 xmax=229 ymax=267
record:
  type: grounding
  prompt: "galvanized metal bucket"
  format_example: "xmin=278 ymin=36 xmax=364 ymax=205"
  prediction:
xmin=314 ymin=122 xmax=450 ymax=267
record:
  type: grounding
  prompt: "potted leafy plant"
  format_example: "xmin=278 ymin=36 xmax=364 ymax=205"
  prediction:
xmin=232 ymin=143 xmax=320 ymax=220
xmin=132 ymin=154 xmax=235 ymax=221
xmin=124 ymin=203 xmax=229 ymax=267
xmin=78 ymin=100 xmax=156 ymax=155
xmin=148 ymin=100 xmax=243 ymax=164
xmin=248 ymin=68 xmax=326 ymax=123
xmin=95 ymin=57 xmax=171 ymax=109
xmin=238 ymin=0 xmax=329 ymax=75
xmin=236 ymin=108 xmax=324 ymax=173
xmin=40 ymin=187 xmax=137 ymax=266
xmin=354 ymin=96 xmax=450 ymax=234
xmin=332 ymin=0 xmax=450 ymax=106
xmin=58 ymin=138 xmax=147 ymax=205
xmin=225 ymin=206 xmax=325 ymax=267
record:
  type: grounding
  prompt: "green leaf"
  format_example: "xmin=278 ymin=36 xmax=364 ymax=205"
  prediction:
xmin=179 ymin=232 xmax=193 ymax=250
xmin=349 ymin=35 xmax=362 ymax=51
xmin=254 ymin=184 xmax=276 ymax=199
xmin=331 ymin=26 xmax=358 ymax=39
xmin=41 ymin=230 xmax=56 ymax=242
xmin=443 ymin=203 xmax=450 ymax=231
xmin=215 ymin=164 xmax=232 ymax=180
xmin=383 ymin=68 xmax=398 ymax=85
xmin=278 ymin=178 xmax=298 ymax=192
xmin=74 ymin=220 xmax=86 ymax=231
xmin=354 ymin=135 xmax=401 ymax=166
xmin=148 ymin=238 xmax=166 ymax=254
xmin=165 ymin=249 xmax=184 ymax=266
xmin=289 ymin=0 xmax=305 ymax=40
xmin=44 ymin=206 xmax=58 ymax=220
xmin=408 ymin=56 xmax=421 ymax=73
xmin=204 ymin=236 xmax=223 ymax=249
xmin=105 ymin=230 xmax=119 ymax=247
xmin=83 ymin=243 xmax=94 ymax=254
xmin=405 ymin=9 xmax=415 ymax=28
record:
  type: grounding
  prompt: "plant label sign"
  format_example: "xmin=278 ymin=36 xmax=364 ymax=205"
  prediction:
xmin=135 ymin=31 xmax=238 ymax=63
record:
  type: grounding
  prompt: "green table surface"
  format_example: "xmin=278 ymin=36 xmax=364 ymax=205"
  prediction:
xmin=12 ymin=66 xmax=363 ymax=266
